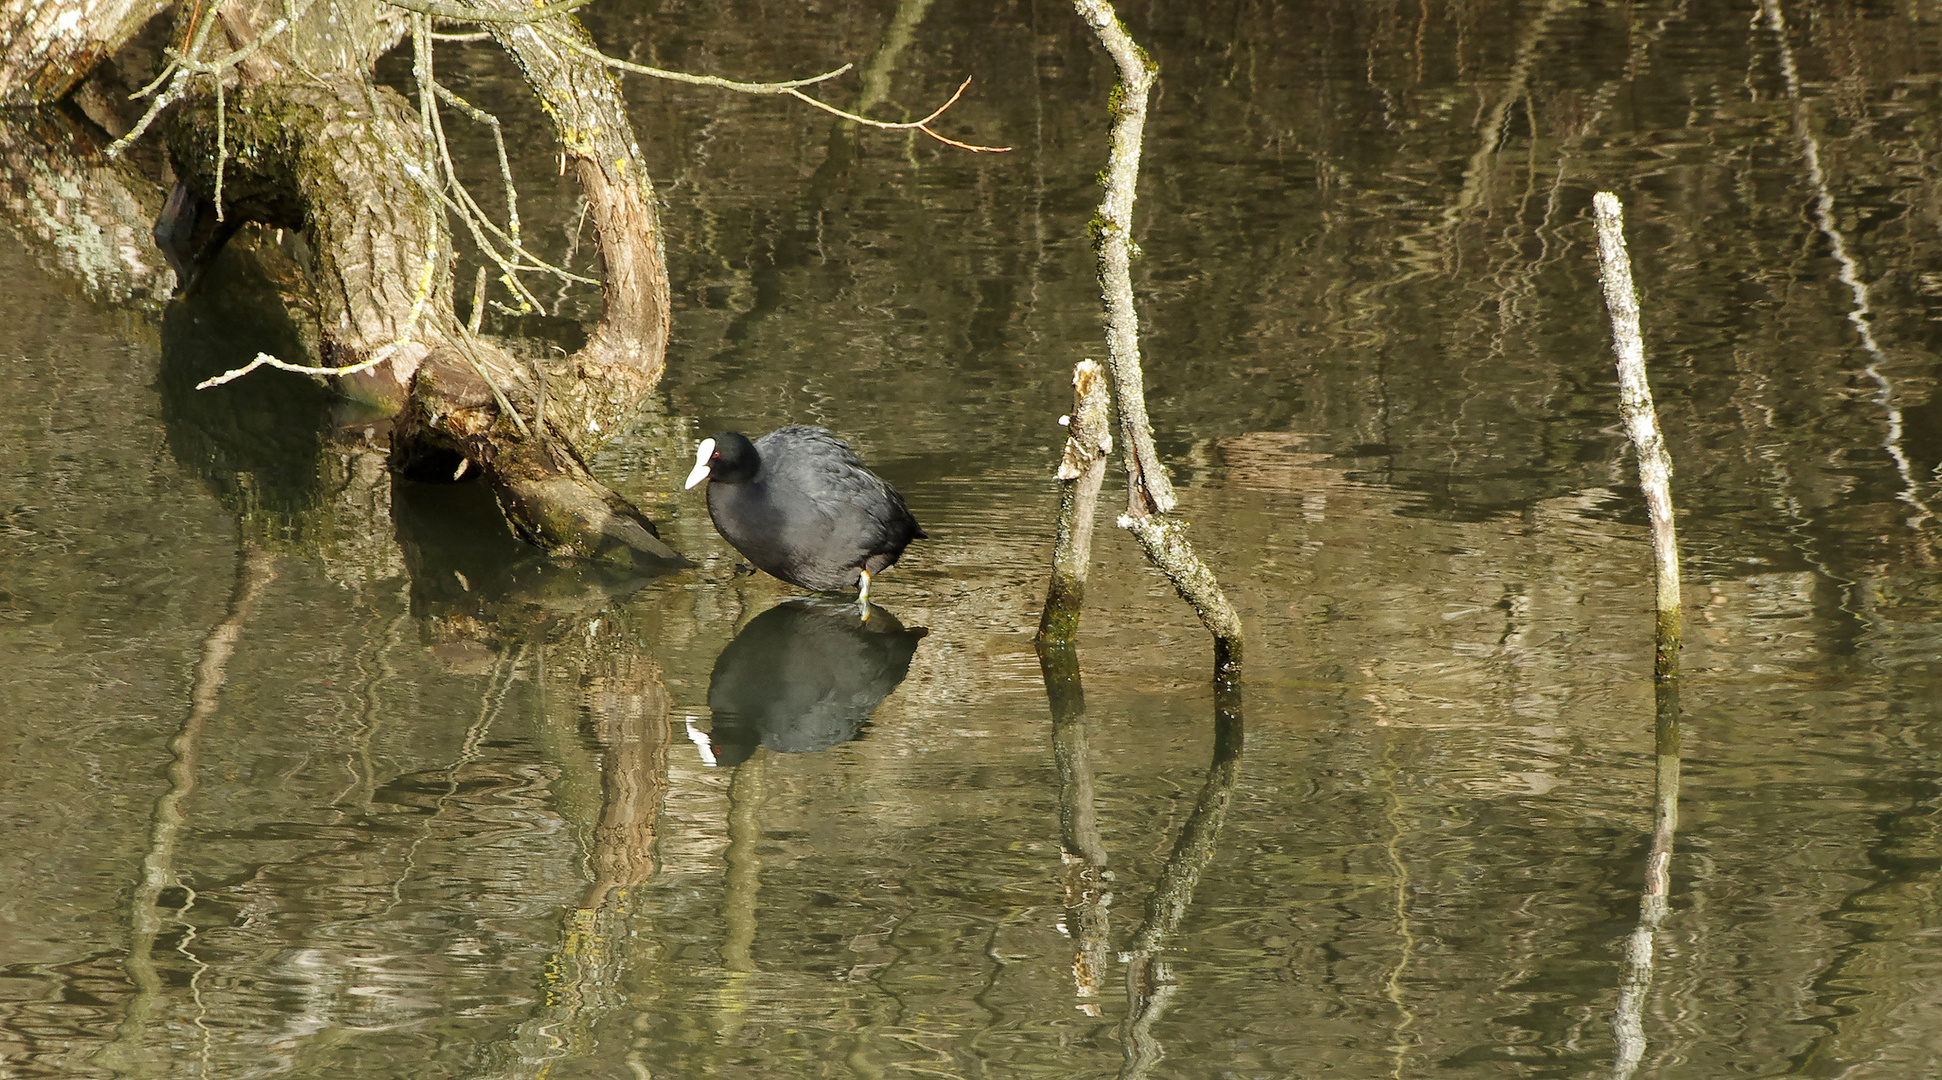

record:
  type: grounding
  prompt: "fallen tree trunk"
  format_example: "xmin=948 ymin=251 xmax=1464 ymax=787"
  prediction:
xmin=7 ymin=0 xmax=682 ymax=567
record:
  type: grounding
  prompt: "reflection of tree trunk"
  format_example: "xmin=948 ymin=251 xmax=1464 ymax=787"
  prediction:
xmin=98 ymin=544 xmax=276 ymax=1074
xmin=1041 ymin=642 xmax=1113 ymax=1009
xmin=580 ymin=653 xmax=673 ymax=909
xmin=491 ymin=632 xmax=673 ymax=1078
xmin=721 ymin=752 xmax=768 ymax=974
xmin=0 ymin=107 xmax=176 ymax=306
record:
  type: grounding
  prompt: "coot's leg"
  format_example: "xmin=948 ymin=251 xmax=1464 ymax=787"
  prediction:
xmin=857 ymin=569 xmax=872 ymax=620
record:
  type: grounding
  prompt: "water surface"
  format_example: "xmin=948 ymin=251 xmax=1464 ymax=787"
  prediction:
xmin=5 ymin=1 xmax=1942 ymax=1077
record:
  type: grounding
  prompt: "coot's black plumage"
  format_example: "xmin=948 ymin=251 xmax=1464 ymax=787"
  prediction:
xmin=683 ymin=426 xmax=926 ymax=603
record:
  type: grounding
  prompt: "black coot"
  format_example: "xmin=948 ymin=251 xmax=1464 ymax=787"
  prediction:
xmin=683 ymin=426 xmax=926 ymax=604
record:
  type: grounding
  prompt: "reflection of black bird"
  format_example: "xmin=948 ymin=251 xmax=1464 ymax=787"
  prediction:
xmin=706 ymin=598 xmax=928 ymax=767
xmin=682 ymin=426 xmax=926 ymax=605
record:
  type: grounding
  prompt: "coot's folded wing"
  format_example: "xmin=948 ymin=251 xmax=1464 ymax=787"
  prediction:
xmin=758 ymin=426 xmax=922 ymax=549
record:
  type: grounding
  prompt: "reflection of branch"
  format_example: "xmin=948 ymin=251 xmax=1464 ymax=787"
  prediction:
xmin=1125 ymin=689 xmax=1244 ymax=956
xmin=99 ymin=546 xmax=277 ymax=1071
xmin=1120 ymin=956 xmax=1178 ymax=1080
xmin=1760 ymin=0 xmax=1934 ymax=533
xmin=1611 ymin=682 xmax=1682 ymax=1079
xmin=485 ymin=633 xmax=672 ymax=1079
xmin=1117 ymin=683 xmax=1243 ymax=1080
xmin=1040 ymin=642 xmax=1113 ymax=1010
xmin=850 ymin=0 xmax=938 ymax=121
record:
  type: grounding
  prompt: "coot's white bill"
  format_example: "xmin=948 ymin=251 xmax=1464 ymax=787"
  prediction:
xmin=683 ymin=437 xmax=717 ymax=489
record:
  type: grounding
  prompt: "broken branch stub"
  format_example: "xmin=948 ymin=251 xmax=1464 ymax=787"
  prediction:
xmin=1039 ymin=359 xmax=1114 ymax=646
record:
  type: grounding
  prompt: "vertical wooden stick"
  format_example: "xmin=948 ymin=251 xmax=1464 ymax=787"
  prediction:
xmin=1039 ymin=360 xmax=1113 ymax=645
xmin=1594 ymin=192 xmax=1687 ymax=1076
xmin=1591 ymin=192 xmax=1681 ymax=682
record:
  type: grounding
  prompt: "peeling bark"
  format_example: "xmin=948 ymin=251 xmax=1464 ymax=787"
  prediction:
xmin=0 ymin=0 xmax=172 ymax=105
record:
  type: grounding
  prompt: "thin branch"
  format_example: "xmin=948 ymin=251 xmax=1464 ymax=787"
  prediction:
xmin=1039 ymin=360 xmax=1113 ymax=645
xmin=420 ymin=73 xmax=548 ymax=314
xmin=212 ymin=73 xmax=227 ymax=219
xmin=1069 ymin=0 xmax=1241 ymax=673
xmin=380 ymin=0 xmax=597 ymax=25
xmin=432 ymin=81 xmax=521 ymax=249
xmin=538 ymin=26 xmax=1010 ymax=153
xmin=397 ymin=73 xmax=588 ymax=313
xmin=197 ymin=244 xmax=443 ymax=388
xmin=539 ymin=30 xmax=855 ymax=94
xmin=1073 ymin=0 xmax=1173 ymax=513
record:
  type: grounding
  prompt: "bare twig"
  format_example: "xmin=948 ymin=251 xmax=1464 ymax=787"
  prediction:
xmin=537 ymin=26 xmax=1009 ymax=153
xmin=537 ymin=32 xmax=853 ymax=94
xmin=212 ymin=68 xmax=227 ymax=218
xmin=197 ymin=244 xmax=443 ymax=388
xmin=432 ymin=81 xmax=521 ymax=249
xmin=1073 ymin=0 xmax=1172 ymax=515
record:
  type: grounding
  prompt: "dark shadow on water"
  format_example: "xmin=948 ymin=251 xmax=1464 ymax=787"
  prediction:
xmin=704 ymin=597 xmax=929 ymax=767
xmin=156 ymin=238 xmax=335 ymax=523
xmin=393 ymin=475 xmax=676 ymax=627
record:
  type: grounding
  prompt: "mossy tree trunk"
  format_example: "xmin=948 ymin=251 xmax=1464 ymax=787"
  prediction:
xmin=5 ymin=0 xmax=682 ymax=567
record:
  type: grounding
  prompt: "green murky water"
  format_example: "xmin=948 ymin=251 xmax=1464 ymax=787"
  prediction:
xmin=6 ymin=0 xmax=1942 ymax=1076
